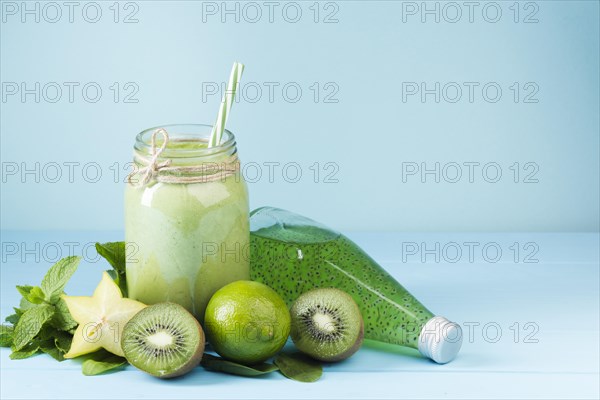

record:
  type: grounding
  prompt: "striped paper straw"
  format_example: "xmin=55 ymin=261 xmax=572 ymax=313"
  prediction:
xmin=208 ymin=62 xmax=245 ymax=147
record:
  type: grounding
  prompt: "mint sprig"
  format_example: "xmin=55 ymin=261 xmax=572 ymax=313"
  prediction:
xmin=2 ymin=256 xmax=81 ymax=360
xmin=1 ymin=244 xmax=131 ymax=375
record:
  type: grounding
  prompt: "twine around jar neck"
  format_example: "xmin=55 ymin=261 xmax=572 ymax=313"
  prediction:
xmin=127 ymin=128 xmax=240 ymax=187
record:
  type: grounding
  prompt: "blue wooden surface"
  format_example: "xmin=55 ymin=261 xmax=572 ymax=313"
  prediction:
xmin=1 ymin=231 xmax=598 ymax=399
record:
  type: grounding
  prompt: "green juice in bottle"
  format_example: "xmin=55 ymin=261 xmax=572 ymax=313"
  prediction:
xmin=249 ymin=207 xmax=462 ymax=363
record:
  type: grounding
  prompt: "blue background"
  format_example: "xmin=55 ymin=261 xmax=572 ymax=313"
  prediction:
xmin=1 ymin=1 xmax=599 ymax=231
xmin=1 ymin=3 xmax=599 ymax=399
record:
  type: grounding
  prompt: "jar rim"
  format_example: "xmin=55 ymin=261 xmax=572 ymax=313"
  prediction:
xmin=134 ymin=123 xmax=236 ymax=159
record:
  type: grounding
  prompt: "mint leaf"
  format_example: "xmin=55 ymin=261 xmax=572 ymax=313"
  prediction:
xmin=49 ymin=297 xmax=78 ymax=331
xmin=82 ymin=350 xmax=127 ymax=376
xmin=95 ymin=242 xmax=126 ymax=273
xmin=29 ymin=287 xmax=46 ymax=304
xmin=5 ymin=314 xmax=19 ymax=325
xmin=16 ymin=285 xmax=34 ymax=297
xmin=10 ymin=341 xmax=40 ymax=360
xmin=105 ymin=269 xmax=118 ymax=281
xmin=96 ymin=242 xmax=128 ymax=296
xmin=41 ymin=346 xmax=64 ymax=361
xmin=37 ymin=325 xmax=72 ymax=354
xmin=40 ymin=256 xmax=81 ymax=303
xmin=274 ymin=353 xmax=323 ymax=383
xmin=0 ymin=325 xmax=14 ymax=347
xmin=16 ymin=286 xmax=45 ymax=304
xmin=200 ymin=353 xmax=279 ymax=376
xmin=39 ymin=339 xmax=65 ymax=362
xmin=19 ymin=298 xmax=35 ymax=311
xmin=12 ymin=304 xmax=55 ymax=351
xmin=54 ymin=331 xmax=73 ymax=353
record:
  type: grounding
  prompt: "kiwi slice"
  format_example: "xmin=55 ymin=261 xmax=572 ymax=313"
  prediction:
xmin=121 ymin=302 xmax=205 ymax=378
xmin=290 ymin=288 xmax=364 ymax=362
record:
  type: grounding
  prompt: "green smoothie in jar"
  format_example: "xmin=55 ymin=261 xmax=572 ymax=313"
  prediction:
xmin=125 ymin=124 xmax=249 ymax=321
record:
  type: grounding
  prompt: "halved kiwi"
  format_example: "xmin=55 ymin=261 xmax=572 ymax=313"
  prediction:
xmin=121 ymin=302 xmax=205 ymax=378
xmin=290 ymin=288 xmax=364 ymax=362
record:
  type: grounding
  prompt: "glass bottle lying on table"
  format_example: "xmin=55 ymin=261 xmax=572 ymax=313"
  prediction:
xmin=249 ymin=207 xmax=463 ymax=363
xmin=125 ymin=124 xmax=249 ymax=321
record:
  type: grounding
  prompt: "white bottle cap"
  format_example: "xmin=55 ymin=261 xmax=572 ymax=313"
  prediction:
xmin=418 ymin=316 xmax=463 ymax=364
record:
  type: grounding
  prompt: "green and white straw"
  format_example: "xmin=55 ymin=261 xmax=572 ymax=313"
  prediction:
xmin=208 ymin=61 xmax=245 ymax=147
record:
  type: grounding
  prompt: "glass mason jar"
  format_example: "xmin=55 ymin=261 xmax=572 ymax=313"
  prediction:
xmin=125 ymin=124 xmax=249 ymax=321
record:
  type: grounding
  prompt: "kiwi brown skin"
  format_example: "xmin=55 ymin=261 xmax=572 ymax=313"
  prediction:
xmin=290 ymin=288 xmax=365 ymax=362
xmin=160 ymin=316 xmax=205 ymax=379
xmin=320 ymin=318 xmax=364 ymax=362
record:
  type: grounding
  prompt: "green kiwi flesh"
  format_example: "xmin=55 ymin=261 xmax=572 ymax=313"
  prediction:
xmin=122 ymin=302 xmax=205 ymax=378
xmin=290 ymin=288 xmax=364 ymax=362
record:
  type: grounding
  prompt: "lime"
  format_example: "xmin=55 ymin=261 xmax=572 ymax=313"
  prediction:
xmin=204 ymin=280 xmax=291 ymax=365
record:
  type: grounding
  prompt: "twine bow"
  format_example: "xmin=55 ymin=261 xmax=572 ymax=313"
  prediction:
xmin=127 ymin=128 xmax=171 ymax=187
xmin=127 ymin=128 xmax=241 ymax=186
